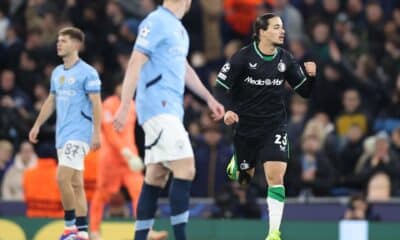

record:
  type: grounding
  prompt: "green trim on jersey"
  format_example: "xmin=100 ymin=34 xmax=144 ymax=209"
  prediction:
xmin=253 ymin=41 xmax=278 ymax=61
xmin=294 ymin=77 xmax=307 ymax=90
xmin=216 ymin=79 xmax=230 ymax=90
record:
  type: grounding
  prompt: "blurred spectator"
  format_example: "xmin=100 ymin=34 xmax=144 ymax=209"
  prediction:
xmin=344 ymin=193 xmax=380 ymax=220
xmin=274 ymin=0 xmax=304 ymax=42
xmin=337 ymin=124 xmax=365 ymax=189
xmin=1 ymin=141 xmax=37 ymax=201
xmin=309 ymin=19 xmax=330 ymax=63
xmin=212 ymin=182 xmax=261 ymax=219
xmin=364 ymin=0 xmax=385 ymax=59
xmin=336 ymin=88 xmax=369 ymax=138
xmin=4 ymin=24 xmax=24 ymax=69
xmin=320 ymin=0 xmax=340 ymax=27
xmin=356 ymin=131 xmax=400 ymax=196
xmin=346 ymin=0 xmax=364 ymax=29
xmin=367 ymin=172 xmax=392 ymax=202
xmin=200 ymin=0 xmax=223 ymax=61
xmin=0 ymin=139 xmax=14 ymax=187
xmin=286 ymin=129 xmax=334 ymax=197
xmin=192 ymin=125 xmax=232 ymax=197
xmin=287 ymin=94 xmax=308 ymax=155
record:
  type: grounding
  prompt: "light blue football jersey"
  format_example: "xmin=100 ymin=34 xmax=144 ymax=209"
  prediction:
xmin=134 ymin=6 xmax=189 ymax=125
xmin=50 ymin=59 xmax=101 ymax=148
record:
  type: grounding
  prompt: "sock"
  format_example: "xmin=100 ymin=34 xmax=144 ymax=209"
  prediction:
xmin=267 ymin=185 xmax=285 ymax=234
xmin=169 ymin=178 xmax=191 ymax=240
xmin=135 ymin=183 xmax=162 ymax=240
xmin=76 ymin=216 xmax=88 ymax=236
xmin=64 ymin=209 xmax=76 ymax=228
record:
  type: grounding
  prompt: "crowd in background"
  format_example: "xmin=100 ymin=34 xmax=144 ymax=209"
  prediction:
xmin=1 ymin=0 xmax=400 ymax=219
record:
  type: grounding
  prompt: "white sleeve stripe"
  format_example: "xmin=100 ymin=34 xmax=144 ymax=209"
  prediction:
xmin=216 ymin=79 xmax=230 ymax=90
xmin=294 ymin=78 xmax=307 ymax=90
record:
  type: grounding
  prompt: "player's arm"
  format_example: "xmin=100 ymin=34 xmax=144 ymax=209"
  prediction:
xmin=89 ymin=93 xmax=102 ymax=150
xmin=214 ymin=52 xmax=243 ymax=125
xmin=185 ymin=61 xmax=225 ymax=120
xmin=285 ymin=53 xmax=316 ymax=98
xmin=29 ymin=94 xmax=55 ymax=143
xmin=113 ymin=51 xmax=148 ymax=130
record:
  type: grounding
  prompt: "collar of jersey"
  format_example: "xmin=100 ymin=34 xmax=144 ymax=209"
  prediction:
xmin=63 ymin=59 xmax=81 ymax=71
xmin=253 ymin=41 xmax=278 ymax=61
xmin=159 ymin=6 xmax=179 ymax=20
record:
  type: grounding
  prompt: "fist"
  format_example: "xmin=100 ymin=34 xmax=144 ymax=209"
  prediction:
xmin=304 ymin=62 xmax=316 ymax=77
xmin=224 ymin=111 xmax=239 ymax=126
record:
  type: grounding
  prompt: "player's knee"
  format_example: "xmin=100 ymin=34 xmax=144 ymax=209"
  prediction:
xmin=71 ymin=179 xmax=84 ymax=191
xmin=185 ymin=166 xmax=196 ymax=181
xmin=266 ymin=174 xmax=284 ymax=186
xmin=145 ymin=172 xmax=168 ymax=187
xmin=56 ymin=173 xmax=70 ymax=187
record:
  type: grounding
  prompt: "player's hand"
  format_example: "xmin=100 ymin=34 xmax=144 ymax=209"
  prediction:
xmin=207 ymin=97 xmax=225 ymax=121
xmin=29 ymin=125 xmax=40 ymax=144
xmin=113 ymin=105 xmax=129 ymax=132
xmin=91 ymin=132 xmax=101 ymax=150
xmin=224 ymin=111 xmax=239 ymax=126
xmin=121 ymin=148 xmax=144 ymax=171
xmin=304 ymin=62 xmax=316 ymax=77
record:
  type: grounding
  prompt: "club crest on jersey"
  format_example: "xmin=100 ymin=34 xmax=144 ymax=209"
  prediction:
xmin=249 ymin=62 xmax=258 ymax=69
xmin=278 ymin=60 xmax=286 ymax=73
xmin=221 ymin=63 xmax=230 ymax=73
xmin=59 ymin=75 xmax=65 ymax=85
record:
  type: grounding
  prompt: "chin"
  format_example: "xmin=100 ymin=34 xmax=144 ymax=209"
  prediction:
xmin=273 ymin=41 xmax=284 ymax=47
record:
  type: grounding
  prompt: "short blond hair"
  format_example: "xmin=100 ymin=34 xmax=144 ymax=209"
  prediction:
xmin=58 ymin=26 xmax=85 ymax=42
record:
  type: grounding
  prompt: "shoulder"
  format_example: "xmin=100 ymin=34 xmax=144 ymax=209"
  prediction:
xmin=230 ymin=45 xmax=251 ymax=64
xmin=80 ymin=61 xmax=99 ymax=77
xmin=279 ymin=47 xmax=295 ymax=60
xmin=51 ymin=65 xmax=63 ymax=76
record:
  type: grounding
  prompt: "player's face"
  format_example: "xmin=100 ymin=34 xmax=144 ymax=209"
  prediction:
xmin=56 ymin=35 xmax=79 ymax=57
xmin=261 ymin=17 xmax=285 ymax=45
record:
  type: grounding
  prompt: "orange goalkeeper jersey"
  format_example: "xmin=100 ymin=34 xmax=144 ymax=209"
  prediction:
xmin=101 ymin=96 xmax=138 ymax=167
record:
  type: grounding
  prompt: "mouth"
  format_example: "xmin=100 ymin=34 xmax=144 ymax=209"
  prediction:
xmin=279 ymin=36 xmax=285 ymax=41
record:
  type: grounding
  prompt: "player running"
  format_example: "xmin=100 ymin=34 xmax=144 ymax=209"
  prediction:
xmin=218 ymin=13 xmax=317 ymax=240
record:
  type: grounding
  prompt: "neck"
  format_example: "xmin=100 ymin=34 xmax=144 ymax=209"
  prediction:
xmin=63 ymin=54 xmax=79 ymax=69
xmin=163 ymin=2 xmax=185 ymax=19
xmin=258 ymin=41 xmax=276 ymax=55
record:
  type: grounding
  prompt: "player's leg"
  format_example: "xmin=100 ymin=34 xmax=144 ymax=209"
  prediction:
xmin=261 ymin=127 xmax=289 ymax=240
xmin=227 ymin=136 xmax=257 ymax=185
xmin=124 ymin=170 xmax=168 ymax=240
xmin=168 ymin=157 xmax=195 ymax=240
xmin=134 ymin=163 xmax=169 ymax=240
xmin=72 ymin=169 xmax=89 ymax=239
xmin=89 ymin=164 xmax=122 ymax=240
xmin=123 ymin=170 xmax=143 ymax=216
xmin=264 ymin=162 xmax=287 ymax=240
xmin=56 ymin=165 xmax=78 ymax=239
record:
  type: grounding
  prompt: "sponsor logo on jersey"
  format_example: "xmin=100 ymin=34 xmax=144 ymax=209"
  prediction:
xmin=278 ymin=60 xmax=286 ymax=73
xmin=221 ymin=63 xmax=230 ymax=73
xmin=249 ymin=62 xmax=258 ymax=69
xmin=218 ymin=72 xmax=227 ymax=80
xmin=244 ymin=76 xmax=283 ymax=86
